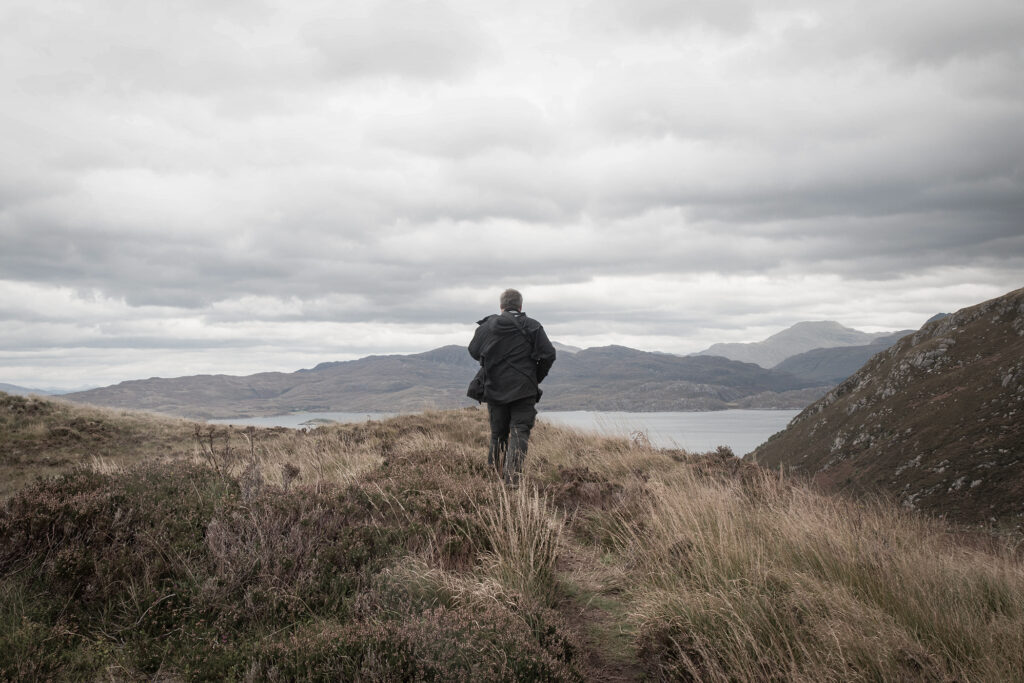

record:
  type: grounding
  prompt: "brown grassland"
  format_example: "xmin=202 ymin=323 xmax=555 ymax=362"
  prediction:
xmin=2 ymin=392 xmax=1023 ymax=681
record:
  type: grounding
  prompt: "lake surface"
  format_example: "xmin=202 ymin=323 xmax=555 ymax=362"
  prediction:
xmin=538 ymin=410 xmax=799 ymax=455
xmin=209 ymin=409 xmax=798 ymax=456
xmin=208 ymin=412 xmax=397 ymax=428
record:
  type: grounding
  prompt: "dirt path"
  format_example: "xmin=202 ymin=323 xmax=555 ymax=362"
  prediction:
xmin=556 ymin=541 xmax=647 ymax=682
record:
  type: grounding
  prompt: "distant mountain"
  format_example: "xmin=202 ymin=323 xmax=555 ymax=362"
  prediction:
xmin=0 ymin=383 xmax=36 ymax=396
xmin=0 ymin=383 xmax=54 ymax=396
xmin=62 ymin=344 xmax=826 ymax=419
xmin=749 ymin=287 xmax=1024 ymax=527
xmin=694 ymin=321 xmax=894 ymax=368
xmin=773 ymin=331 xmax=913 ymax=385
xmin=552 ymin=341 xmax=582 ymax=354
xmin=0 ymin=383 xmax=93 ymax=396
xmin=64 ymin=346 xmax=480 ymax=419
xmin=540 ymin=345 xmax=821 ymax=411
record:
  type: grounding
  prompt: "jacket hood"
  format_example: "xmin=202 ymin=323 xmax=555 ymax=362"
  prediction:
xmin=477 ymin=311 xmax=527 ymax=329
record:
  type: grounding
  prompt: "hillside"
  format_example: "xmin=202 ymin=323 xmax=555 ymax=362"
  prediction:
xmin=0 ymin=392 xmax=312 ymax=499
xmin=1 ymin=393 xmax=191 ymax=497
xmin=773 ymin=330 xmax=912 ymax=384
xmin=63 ymin=344 xmax=824 ymax=418
xmin=63 ymin=346 xmax=479 ymax=418
xmin=694 ymin=321 xmax=894 ymax=368
xmin=0 ymin=382 xmax=53 ymax=396
xmin=542 ymin=346 xmax=822 ymax=411
xmin=750 ymin=287 xmax=1024 ymax=527
xmin=2 ymin=400 xmax=1023 ymax=680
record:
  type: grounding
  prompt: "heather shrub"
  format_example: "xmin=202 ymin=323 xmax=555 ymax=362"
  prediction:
xmin=535 ymin=464 xmax=651 ymax=549
xmin=249 ymin=603 xmax=583 ymax=682
xmin=0 ymin=463 xmax=231 ymax=606
xmin=3 ymin=406 xmax=1023 ymax=681
xmin=358 ymin=435 xmax=499 ymax=569
xmin=358 ymin=560 xmax=466 ymax=619
xmin=0 ymin=411 xmax=594 ymax=679
xmin=200 ymin=485 xmax=403 ymax=628
xmin=0 ymin=463 xmax=236 ymax=677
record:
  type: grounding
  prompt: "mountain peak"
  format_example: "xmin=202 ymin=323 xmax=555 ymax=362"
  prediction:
xmin=695 ymin=320 xmax=893 ymax=368
xmin=552 ymin=341 xmax=582 ymax=354
xmin=764 ymin=320 xmax=881 ymax=345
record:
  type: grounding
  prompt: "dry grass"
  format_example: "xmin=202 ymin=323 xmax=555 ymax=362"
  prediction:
xmin=1 ymin=393 xmax=199 ymax=498
xmin=612 ymin=468 xmax=1024 ymax=681
xmin=482 ymin=484 xmax=566 ymax=605
xmin=3 ymin=398 xmax=1023 ymax=681
xmin=1 ymin=392 xmax=405 ymax=498
xmin=530 ymin=419 xmax=677 ymax=481
xmin=194 ymin=424 xmax=387 ymax=492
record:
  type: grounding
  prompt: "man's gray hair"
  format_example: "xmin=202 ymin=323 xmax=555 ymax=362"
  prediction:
xmin=500 ymin=288 xmax=523 ymax=312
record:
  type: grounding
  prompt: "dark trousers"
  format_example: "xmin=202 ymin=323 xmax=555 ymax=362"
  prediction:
xmin=487 ymin=396 xmax=537 ymax=486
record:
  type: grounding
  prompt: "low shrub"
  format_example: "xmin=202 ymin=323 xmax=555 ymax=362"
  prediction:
xmin=3 ymin=408 xmax=1023 ymax=681
xmin=248 ymin=602 xmax=583 ymax=682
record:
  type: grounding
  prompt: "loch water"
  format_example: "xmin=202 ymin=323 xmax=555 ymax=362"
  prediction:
xmin=537 ymin=409 xmax=799 ymax=455
xmin=209 ymin=408 xmax=799 ymax=456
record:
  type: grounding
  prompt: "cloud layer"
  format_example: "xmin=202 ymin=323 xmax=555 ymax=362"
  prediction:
xmin=1 ymin=0 xmax=1022 ymax=387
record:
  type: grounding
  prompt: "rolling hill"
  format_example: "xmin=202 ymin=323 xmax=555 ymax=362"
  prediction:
xmin=62 ymin=344 xmax=826 ymax=418
xmin=0 ymin=383 xmax=62 ymax=396
xmin=540 ymin=345 xmax=821 ymax=411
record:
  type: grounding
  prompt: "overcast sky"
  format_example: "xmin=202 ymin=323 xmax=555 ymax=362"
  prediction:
xmin=2 ymin=0 xmax=1022 ymax=389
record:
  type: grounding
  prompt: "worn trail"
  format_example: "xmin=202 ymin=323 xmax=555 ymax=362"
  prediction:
xmin=556 ymin=541 xmax=646 ymax=682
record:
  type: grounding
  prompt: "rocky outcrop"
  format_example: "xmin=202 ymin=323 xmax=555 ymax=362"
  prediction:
xmin=749 ymin=287 xmax=1024 ymax=528
xmin=773 ymin=331 xmax=912 ymax=384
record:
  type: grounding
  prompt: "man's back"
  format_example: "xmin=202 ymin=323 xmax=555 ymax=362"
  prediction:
xmin=469 ymin=310 xmax=556 ymax=405
xmin=468 ymin=288 xmax=556 ymax=486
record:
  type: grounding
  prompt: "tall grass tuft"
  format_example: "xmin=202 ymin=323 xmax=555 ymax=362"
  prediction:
xmin=616 ymin=467 xmax=1024 ymax=681
xmin=483 ymin=485 xmax=565 ymax=605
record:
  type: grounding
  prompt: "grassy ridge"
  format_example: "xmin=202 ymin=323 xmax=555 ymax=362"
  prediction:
xmin=1 ymin=399 xmax=1023 ymax=680
xmin=0 ymin=392 xmax=196 ymax=497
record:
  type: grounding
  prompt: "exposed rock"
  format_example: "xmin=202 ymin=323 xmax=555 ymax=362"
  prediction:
xmin=749 ymin=287 xmax=1024 ymax=527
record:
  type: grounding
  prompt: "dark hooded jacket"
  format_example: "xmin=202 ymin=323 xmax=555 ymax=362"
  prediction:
xmin=469 ymin=311 xmax=556 ymax=405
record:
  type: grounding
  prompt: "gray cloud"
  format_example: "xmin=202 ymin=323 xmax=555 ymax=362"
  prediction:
xmin=1 ymin=0 xmax=1022 ymax=387
xmin=789 ymin=0 xmax=1024 ymax=67
xmin=304 ymin=0 xmax=489 ymax=81
xmin=370 ymin=97 xmax=554 ymax=159
xmin=587 ymin=0 xmax=758 ymax=34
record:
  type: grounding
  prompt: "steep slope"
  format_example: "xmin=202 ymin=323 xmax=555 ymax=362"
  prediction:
xmin=749 ymin=287 xmax=1024 ymax=526
xmin=64 ymin=344 xmax=822 ymax=418
xmin=695 ymin=321 xmax=893 ymax=368
xmin=773 ymin=330 xmax=913 ymax=384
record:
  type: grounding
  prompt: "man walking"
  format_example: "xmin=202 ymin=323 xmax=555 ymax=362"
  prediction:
xmin=469 ymin=289 xmax=556 ymax=486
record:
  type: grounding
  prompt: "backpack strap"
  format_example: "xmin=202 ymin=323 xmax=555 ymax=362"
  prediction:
xmin=509 ymin=313 xmax=533 ymax=349
xmin=505 ymin=314 xmax=540 ymax=389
